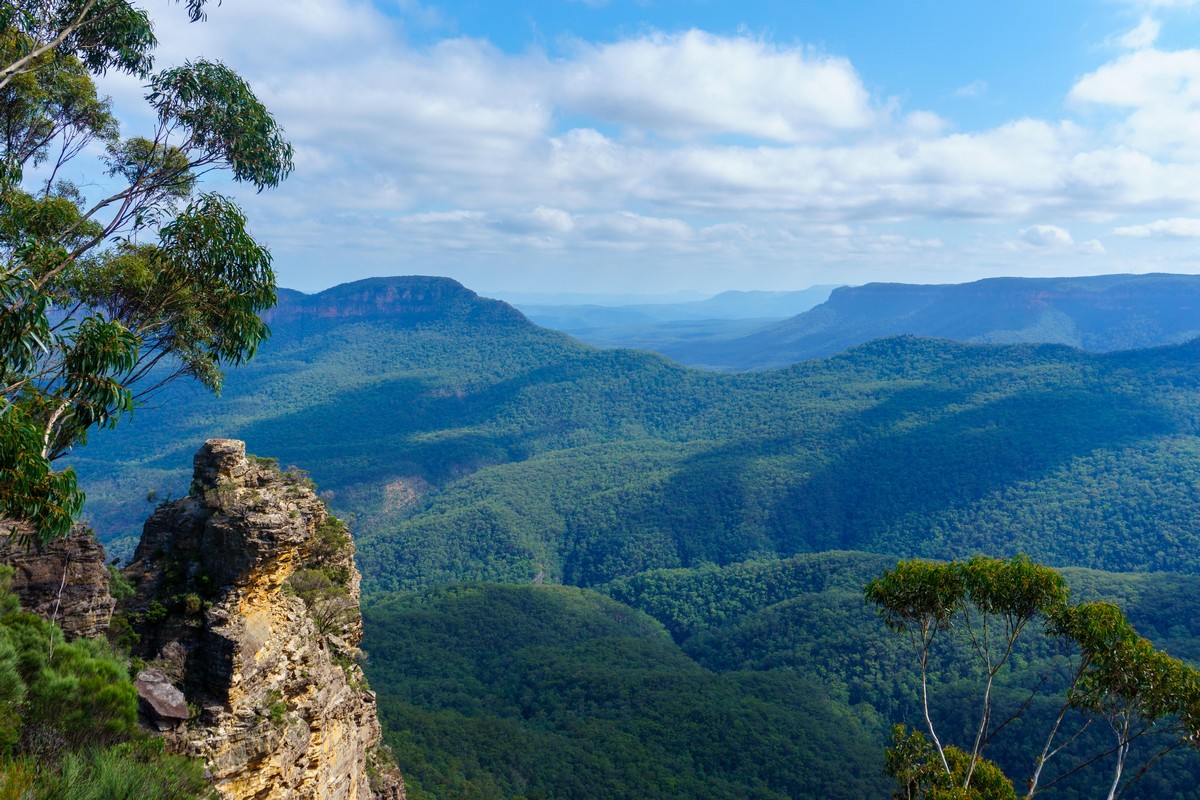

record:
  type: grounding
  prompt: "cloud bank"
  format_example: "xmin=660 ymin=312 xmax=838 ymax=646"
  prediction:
xmin=95 ymin=1 xmax=1200 ymax=292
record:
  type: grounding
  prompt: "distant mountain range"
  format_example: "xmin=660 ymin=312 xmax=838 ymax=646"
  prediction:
xmin=74 ymin=274 xmax=1200 ymax=588
xmin=517 ymin=286 xmax=841 ymax=325
xmin=511 ymin=286 xmax=840 ymax=353
xmin=651 ymin=273 xmax=1200 ymax=369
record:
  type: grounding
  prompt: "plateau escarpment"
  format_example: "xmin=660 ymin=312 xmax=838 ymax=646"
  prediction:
xmin=123 ymin=438 xmax=403 ymax=800
xmin=265 ymin=275 xmax=530 ymax=328
xmin=671 ymin=272 xmax=1200 ymax=369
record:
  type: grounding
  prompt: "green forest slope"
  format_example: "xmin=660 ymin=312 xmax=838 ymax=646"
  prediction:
xmin=72 ymin=276 xmax=1200 ymax=585
xmin=364 ymin=581 xmax=889 ymax=800
xmin=363 ymin=553 xmax=1200 ymax=800
xmin=66 ymin=276 xmax=1200 ymax=798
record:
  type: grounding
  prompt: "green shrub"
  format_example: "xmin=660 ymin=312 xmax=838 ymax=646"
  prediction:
xmin=0 ymin=568 xmax=210 ymax=798
xmin=20 ymin=743 xmax=214 ymax=800
xmin=311 ymin=517 xmax=351 ymax=565
xmin=106 ymin=567 xmax=136 ymax=602
xmin=144 ymin=601 xmax=168 ymax=625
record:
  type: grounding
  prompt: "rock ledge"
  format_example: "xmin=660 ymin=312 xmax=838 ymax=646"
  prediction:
xmin=125 ymin=439 xmax=404 ymax=800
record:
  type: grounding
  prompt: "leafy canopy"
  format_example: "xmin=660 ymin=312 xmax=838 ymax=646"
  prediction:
xmin=867 ymin=555 xmax=1200 ymax=800
xmin=0 ymin=0 xmax=293 ymax=540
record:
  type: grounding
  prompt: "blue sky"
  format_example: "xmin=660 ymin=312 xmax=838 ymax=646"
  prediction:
xmin=100 ymin=0 xmax=1200 ymax=295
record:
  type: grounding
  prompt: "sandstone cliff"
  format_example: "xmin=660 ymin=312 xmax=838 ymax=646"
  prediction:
xmin=124 ymin=439 xmax=404 ymax=800
xmin=0 ymin=521 xmax=115 ymax=639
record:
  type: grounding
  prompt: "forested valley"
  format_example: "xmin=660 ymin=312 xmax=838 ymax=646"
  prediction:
xmin=67 ymin=275 xmax=1200 ymax=798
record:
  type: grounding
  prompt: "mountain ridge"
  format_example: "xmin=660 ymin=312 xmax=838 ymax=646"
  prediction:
xmin=266 ymin=275 xmax=528 ymax=327
xmin=658 ymin=272 xmax=1200 ymax=369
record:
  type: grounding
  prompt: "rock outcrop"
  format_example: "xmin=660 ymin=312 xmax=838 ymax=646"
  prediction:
xmin=125 ymin=439 xmax=404 ymax=800
xmin=0 ymin=521 xmax=115 ymax=639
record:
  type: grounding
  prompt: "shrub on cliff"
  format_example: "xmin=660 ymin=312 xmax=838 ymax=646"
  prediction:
xmin=0 ymin=567 xmax=210 ymax=797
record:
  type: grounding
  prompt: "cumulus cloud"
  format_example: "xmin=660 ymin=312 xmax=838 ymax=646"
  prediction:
xmin=1070 ymin=48 xmax=1200 ymax=157
xmin=558 ymin=30 xmax=877 ymax=141
xmin=1116 ymin=16 xmax=1162 ymax=49
xmin=88 ymin=0 xmax=1200 ymax=291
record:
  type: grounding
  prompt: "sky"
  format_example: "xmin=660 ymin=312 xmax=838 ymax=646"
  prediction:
xmin=96 ymin=0 xmax=1200 ymax=295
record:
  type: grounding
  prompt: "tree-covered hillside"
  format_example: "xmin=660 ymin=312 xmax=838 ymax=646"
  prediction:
xmin=71 ymin=276 xmax=1200 ymax=585
xmin=362 ymin=554 xmax=1200 ymax=800
xmin=63 ymin=275 xmax=1200 ymax=797
xmin=363 ymin=581 xmax=890 ymax=800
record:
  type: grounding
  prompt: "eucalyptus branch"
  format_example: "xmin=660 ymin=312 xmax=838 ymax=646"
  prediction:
xmin=1116 ymin=739 xmax=1186 ymax=800
xmin=0 ymin=0 xmax=99 ymax=91
xmin=40 ymin=397 xmax=70 ymax=459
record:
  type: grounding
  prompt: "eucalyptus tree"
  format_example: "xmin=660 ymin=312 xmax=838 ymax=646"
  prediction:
xmin=1 ymin=1 xmax=294 ymax=540
xmin=866 ymin=556 xmax=1200 ymax=799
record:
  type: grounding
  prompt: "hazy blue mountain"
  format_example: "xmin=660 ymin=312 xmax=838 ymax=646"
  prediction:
xmin=517 ymin=286 xmax=838 ymax=324
xmin=659 ymin=273 xmax=1200 ymax=369
xmin=514 ymin=286 xmax=839 ymax=357
xmin=492 ymin=289 xmax=707 ymax=305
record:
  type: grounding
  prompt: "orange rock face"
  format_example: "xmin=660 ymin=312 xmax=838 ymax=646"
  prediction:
xmin=126 ymin=439 xmax=404 ymax=800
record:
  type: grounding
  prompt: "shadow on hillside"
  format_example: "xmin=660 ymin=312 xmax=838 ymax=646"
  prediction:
xmin=575 ymin=381 xmax=1177 ymax=582
xmin=230 ymin=372 xmax=579 ymax=490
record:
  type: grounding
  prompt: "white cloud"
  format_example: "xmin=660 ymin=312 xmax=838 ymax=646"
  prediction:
xmin=558 ymin=30 xmax=877 ymax=142
xmin=1071 ymin=49 xmax=1200 ymax=108
xmin=86 ymin=0 xmax=1200 ymax=292
xmin=903 ymin=111 xmax=948 ymax=136
xmin=954 ymin=79 xmax=988 ymax=98
xmin=1117 ymin=16 xmax=1162 ymax=49
xmin=1113 ymin=217 xmax=1200 ymax=236
xmin=1020 ymin=225 xmax=1076 ymax=248
xmin=1070 ymin=48 xmax=1200 ymax=157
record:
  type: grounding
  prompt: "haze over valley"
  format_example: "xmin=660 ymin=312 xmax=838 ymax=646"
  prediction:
xmin=13 ymin=0 xmax=1200 ymax=797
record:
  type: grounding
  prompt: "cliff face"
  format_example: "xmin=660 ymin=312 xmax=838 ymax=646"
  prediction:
xmin=125 ymin=439 xmax=404 ymax=800
xmin=264 ymin=276 xmax=530 ymax=328
xmin=0 ymin=522 xmax=114 ymax=639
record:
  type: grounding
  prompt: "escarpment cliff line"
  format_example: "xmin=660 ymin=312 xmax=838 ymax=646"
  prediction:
xmin=125 ymin=438 xmax=404 ymax=800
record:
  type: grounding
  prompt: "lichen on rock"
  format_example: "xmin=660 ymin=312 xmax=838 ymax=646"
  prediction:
xmin=124 ymin=438 xmax=404 ymax=800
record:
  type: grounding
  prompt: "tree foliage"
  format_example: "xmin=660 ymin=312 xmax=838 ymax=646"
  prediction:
xmin=363 ymin=582 xmax=890 ymax=800
xmin=866 ymin=556 xmax=1200 ymax=800
xmin=0 ymin=0 xmax=292 ymax=540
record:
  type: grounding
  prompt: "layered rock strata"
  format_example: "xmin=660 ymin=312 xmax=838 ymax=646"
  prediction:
xmin=0 ymin=521 xmax=114 ymax=639
xmin=125 ymin=439 xmax=404 ymax=800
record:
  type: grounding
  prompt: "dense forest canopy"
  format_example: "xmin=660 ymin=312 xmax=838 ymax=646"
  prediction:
xmin=68 ymin=278 xmax=1200 ymax=587
xmin=62 ymin=275 xmax=1200 ymax=796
